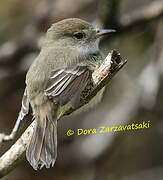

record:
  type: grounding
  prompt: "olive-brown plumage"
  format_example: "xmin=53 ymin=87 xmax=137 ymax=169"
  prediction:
xmin=23 ymin=18 xmax=113 ymax=170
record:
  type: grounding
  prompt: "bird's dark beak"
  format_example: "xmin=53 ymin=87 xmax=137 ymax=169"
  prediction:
xmin=96 ymin=29 xmax=116 ymax=38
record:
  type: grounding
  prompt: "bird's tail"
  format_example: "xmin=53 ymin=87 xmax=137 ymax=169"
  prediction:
xmin=26 ymin=101 xmax=57 ymax=170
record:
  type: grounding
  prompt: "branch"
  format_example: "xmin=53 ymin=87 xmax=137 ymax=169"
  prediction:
xmin=0 ymin=50 xmax=127 ymax=178
xmin=138 ymin=19 xmax=163 ymax=109
xmin=119 ymin=0 xmax=163 ymax=30
xmin=0 ymin=0 xmax=54 ymax=68
xmin=0 ymin=40 xmax=39 ymax=67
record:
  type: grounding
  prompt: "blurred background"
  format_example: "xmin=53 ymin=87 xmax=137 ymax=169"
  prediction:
xmin=0 ymin=0 xmax=163 ymax=179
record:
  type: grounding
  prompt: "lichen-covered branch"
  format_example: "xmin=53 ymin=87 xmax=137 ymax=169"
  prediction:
xmin=0 ymin=50 xmax=126 ymax=178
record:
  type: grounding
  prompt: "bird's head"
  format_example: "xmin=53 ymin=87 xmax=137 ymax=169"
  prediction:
xmin=45 ymin=18 xmax=115 ymax=54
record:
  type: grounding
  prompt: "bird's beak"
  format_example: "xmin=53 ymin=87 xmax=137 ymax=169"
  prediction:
xmin=96 ymin=29 xmax=116 ymax=38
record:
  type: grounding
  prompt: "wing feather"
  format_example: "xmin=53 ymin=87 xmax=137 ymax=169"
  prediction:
xmin=45 ymin=66 xmax=90 ymax=108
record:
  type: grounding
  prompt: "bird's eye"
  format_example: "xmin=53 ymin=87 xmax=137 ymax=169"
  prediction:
xmin=73 ymin=32 xmax=85 ymax=39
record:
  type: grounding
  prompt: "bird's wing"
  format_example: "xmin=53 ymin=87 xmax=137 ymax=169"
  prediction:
xmin=44 ymin=66 xmax=90 ymax=108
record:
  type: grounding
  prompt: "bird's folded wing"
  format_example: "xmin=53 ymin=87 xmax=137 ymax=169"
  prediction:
xmin=44 ymin=66 xmax=90 ymax=108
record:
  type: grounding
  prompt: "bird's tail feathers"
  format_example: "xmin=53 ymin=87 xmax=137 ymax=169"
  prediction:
xmin=26 ymin=102 xmax=57 ymax=170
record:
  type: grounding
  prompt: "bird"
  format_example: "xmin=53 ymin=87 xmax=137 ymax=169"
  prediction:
xmin=18 ymin=18 xmax=115 ymax=170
